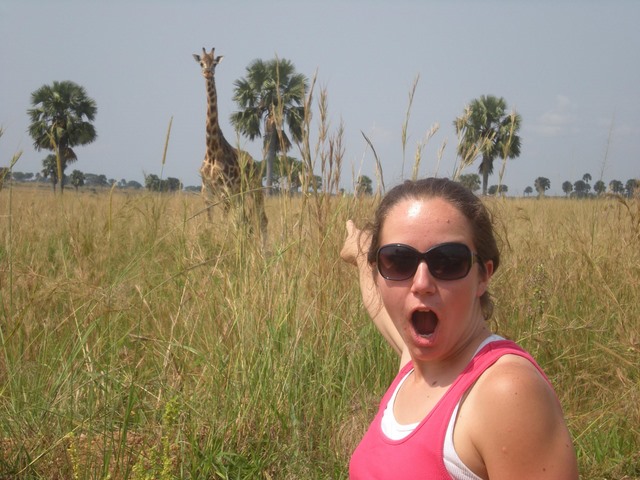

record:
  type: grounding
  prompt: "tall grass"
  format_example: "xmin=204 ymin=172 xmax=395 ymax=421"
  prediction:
xmin=1 ymin=106 xmax=639 ymax=479
xmin=2 ymin=185 xmax=639 ymax=479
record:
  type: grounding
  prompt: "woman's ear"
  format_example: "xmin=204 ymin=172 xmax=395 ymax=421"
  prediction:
xmin=477 ymin=260 xmax=494 ymax=297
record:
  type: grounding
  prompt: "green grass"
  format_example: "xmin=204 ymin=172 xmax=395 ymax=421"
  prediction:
xmin=1 ymin=185 xmax=638 ymax=479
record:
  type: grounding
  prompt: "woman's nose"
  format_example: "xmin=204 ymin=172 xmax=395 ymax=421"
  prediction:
xmin=411 ymin=261 xmax=436 ymax=294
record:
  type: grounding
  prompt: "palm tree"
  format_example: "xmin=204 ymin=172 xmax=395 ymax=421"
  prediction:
xmin=609 ymin=179 xmax=624 ymax=195
xmin=562 ymin=181 xmax=573 ymax=197
xmin=573 ymin=179 xmax=589 ymax=198
xmin=42 ymin=154 xmax=59 ymax=192
xmin=271 ymin=156 xmax=304 ymax=194
xmin=70 ymin=169 xmax=85 ymax=192
xmin=488 ymin=184 xmax=508 ymax=196
xmin=625 ymin=178 xmax=639 ymax=197
xmin=534 ymin=177 xmax=550 ymax=198
xmin=356 ymin=175 xmax=373 ymax=196
xmin=230 ymin=58 xmax=308 ymax=194
xmin=28 ymin=80 xmax=97 ymax=193
xmin=457 ymin=173 xmax=481 ymax=193
xmin=454 ymin=95 xmax=522 ymax=195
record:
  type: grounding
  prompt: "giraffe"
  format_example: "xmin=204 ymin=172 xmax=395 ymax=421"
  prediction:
xmin=193 ymin=47 xmax=268 ymax=238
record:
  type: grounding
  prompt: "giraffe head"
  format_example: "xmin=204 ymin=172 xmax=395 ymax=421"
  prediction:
xmin=193 ymin=47 xmax=224 ymax=79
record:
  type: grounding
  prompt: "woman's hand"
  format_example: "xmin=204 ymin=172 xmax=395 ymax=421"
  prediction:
xmin=340 ymin=219 xmax=369 ymax=266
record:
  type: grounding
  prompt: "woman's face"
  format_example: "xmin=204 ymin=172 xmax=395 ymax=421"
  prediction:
xmin=375 ymin=196 xmax=493 ymax=364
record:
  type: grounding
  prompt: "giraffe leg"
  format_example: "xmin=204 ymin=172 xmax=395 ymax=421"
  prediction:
xmin=201 ymin=183 xmax=214 ymax=221
xmin=253 ymin=188 xmax=268 ymax=242
xmin=246 ymin=159 xmax=268 ymax=242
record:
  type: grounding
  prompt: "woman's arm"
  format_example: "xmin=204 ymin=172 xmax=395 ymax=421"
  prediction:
xmin=340 ymin=220 xmax=409 ymax=367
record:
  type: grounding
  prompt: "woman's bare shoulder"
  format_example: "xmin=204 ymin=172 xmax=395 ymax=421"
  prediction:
xmin=458 ymin=354 xmax=578 ymax=479
xmin=470 ymin=353 xmax=560 ymax=427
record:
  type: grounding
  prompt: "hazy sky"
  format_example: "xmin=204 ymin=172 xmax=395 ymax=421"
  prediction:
xmin=1 ymin=0 xmax=638 ymax=195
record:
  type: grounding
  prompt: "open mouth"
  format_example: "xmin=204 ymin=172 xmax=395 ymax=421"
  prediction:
xmin=412 ymin=310 xmax=438 ymax=337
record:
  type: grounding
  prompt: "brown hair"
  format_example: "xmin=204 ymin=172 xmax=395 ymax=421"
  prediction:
xmin=365 ymin=177 xmax=500 ymax=319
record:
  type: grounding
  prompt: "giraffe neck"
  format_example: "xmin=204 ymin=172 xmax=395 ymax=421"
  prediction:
xmin=205 ymin=75 xmax=228 ymax=163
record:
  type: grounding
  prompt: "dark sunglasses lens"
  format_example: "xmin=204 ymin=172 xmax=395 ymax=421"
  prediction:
xmin=377 ymin=245 xmax=419 ymax=280
xmin=426 ymin=244 xmax=472 ymax=280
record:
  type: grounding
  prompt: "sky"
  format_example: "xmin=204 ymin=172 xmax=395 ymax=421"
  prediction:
xmin=1 ymin=0 xmax=638 ymax=196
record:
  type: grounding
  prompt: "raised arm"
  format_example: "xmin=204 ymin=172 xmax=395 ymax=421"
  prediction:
xmin=340 ymin=220 xmax=410 ymax=367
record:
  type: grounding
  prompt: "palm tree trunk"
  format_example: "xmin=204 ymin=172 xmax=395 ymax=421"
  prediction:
xmin=56 ymin=153 xmax=65 ymax=194
xmin=264 ymin=125 xmax=278 ymax=195
xmin=53 ymin=138 xmax=65 ymax=194
xmin=481 ymin=164 xmax=490 ymax=195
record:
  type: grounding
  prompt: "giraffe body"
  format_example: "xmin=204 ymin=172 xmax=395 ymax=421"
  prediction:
xmin=194 ymin=47 xmax=267 ymax=238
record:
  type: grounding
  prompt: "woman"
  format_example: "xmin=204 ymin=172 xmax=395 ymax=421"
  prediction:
xmin=341 ymin=178 xmax=578 ymax=479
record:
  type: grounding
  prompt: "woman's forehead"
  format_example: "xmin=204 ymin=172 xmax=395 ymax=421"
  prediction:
xmin=384 ymin=197 xmax=462 ymax=224
xmin=379 ymin=197 xmax=471 ymax=244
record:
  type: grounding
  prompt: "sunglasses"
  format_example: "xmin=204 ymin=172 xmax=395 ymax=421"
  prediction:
xmin=376 ymin=242 xmax=480 ymax=281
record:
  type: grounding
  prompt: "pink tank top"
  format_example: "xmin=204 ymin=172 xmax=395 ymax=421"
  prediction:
xmin=349 ymin=340 xmax=552 ymax=479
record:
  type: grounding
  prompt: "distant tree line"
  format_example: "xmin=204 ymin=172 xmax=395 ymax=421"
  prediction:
xmin=144 ymin=174 xmax=182 ymax=192
xmin=5 ymin=160 xmax=329 ymax=196
xmin=7 ymin=169 xmax=144 ymax=191
xmin=456 ymin=172 xmax=638 ymax=199
xmin=6 ymin=165 xmax=638 ymax=199
xmin=457 ymin=173 xmax=510 ymax=196
xmin=528 ymin=173 xmax=639 ymax=198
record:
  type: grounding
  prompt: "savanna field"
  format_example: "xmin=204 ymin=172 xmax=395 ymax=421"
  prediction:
xmin=0 ymin=183 xmax=639 ymax=479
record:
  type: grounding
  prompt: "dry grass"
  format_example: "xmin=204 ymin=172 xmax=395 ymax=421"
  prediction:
xmin=1 ymin=184 xmax=639 ymax=479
